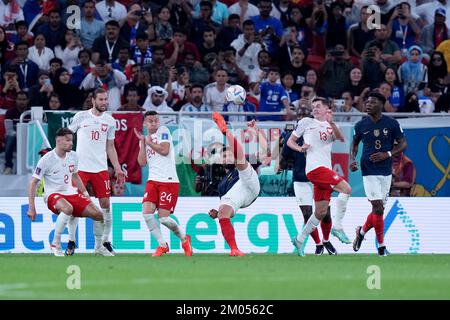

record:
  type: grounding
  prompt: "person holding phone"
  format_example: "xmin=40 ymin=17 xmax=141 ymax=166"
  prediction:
xmin=28 ymin=70 xmax=54 ymax=109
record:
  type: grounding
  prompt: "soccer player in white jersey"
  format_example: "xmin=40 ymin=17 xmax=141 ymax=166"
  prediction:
xmin=27 ymin=128 xmax=109 ymax=257
xmin=67 ymin=89 xmax=126 ymax=256
xmin=134 ymin=111 xmax=193 ymax=257
xmin=287 ymin=97 xmax=352 ymax=256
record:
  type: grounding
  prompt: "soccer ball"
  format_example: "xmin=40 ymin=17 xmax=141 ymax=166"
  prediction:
xmin=226 ymin=85 xmax=246 ymax=105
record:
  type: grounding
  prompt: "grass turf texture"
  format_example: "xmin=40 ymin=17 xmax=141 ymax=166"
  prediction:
xmin=1 ymin=254 xmax=449 ymax=300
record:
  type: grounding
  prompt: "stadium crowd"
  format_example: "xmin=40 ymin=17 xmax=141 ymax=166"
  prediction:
xmin=0 ymin=0 xmax=450 ymax=175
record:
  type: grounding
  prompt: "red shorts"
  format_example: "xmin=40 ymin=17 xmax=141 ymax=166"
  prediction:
xmin=306 ymin=167 xmax=344 ymax=202
xmin=143 ymin=180 xmax=180 ymax=213
xmin=47 ymin=193 xmax=91 ymax=217
xmin=78 ymin=170 xmax=111 ymax=198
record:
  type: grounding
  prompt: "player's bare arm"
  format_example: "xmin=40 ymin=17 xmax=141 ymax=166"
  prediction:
xmin=134 ymin=128 xmax=148 ymax=167
xmin=326 ymin=110 xmax=344 ymax=142
xmin=72 ymin=173 xmax=90 ymax=197
xmin=106 ymin=139 xmax=126 ymax=184
xmin=145 ymin=136 xmax=170 ymax=156
xmin=287 ymin=133 xmax=310 ymax=153
xmin=370 ymin=137 xmax=407 ymax=163
xmin=350 ymin=135 xmax=361 ymax=172
xmin=27 ymin=177 xmax=39 ymax=221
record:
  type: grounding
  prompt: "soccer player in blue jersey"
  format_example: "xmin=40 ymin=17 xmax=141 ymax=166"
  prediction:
xmin=259 ymin=67 xmax=291 ymax=121
xmin=208 ymin=114 xmax=267 ymax=256
xmin=350 ymin=91 xmax=407 ymax=256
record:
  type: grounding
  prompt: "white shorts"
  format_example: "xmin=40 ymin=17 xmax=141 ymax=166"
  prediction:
xmin=363 ymin=175 xmax=392 ymax=206
xmin=220 ymin=164 xmax=260 ymax=213
xmin=293 ymin=181 xmax=313 ymax=206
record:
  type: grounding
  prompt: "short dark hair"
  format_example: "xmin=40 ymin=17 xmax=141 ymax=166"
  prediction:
xmin=190 ymin=83 xmax=204 ymax=92
xmin=16 ymin=91 xmax=28 ymax=99
xmin=93 ymin=88 xmax=108 ymax=99
xmin=105 ymin=20 xmax=120 ymax=28
xmin=268 ymin=66 xmax=280 ymax=74
xmin=152 ymin=45 xmax=165 ymax=54
xmin=136 ymin=32 xmax=149 ymax=41
xmin=49 ymin=93 xmax=61 ymax=101
xmin=56 ymin=127 xmax=74 ymax=137
xmin=127 ymin=86 xmax=139 ymax=94
xmin=368 ymin=91 xmax=386 ymax=104
xmin=15 ymin=40 xmax=29 ymax=49
xmin=203 ymin=27 xmax=216 ymax=35
xmin=173 ymin=27 xmax=187 ymax=36
xmin=144 ymin=111 xmax=158 ymax=118
xmin=228 ymin=14 xmax=240 ymax=21
xmin=50 ymin=57 xmax=63 ymax=66
xmin=200 ymin=1 xmax=213 ymax=10
xmin=312 ymin=97 xmax=331 ymax=107
xmin=83 ymin=0 xmax=96 ymax=7
xmin=14 ymin=20 xmax=27 ymax=29
xmin=243 ymin=20 xmax=255 ymax=28
xmin=78 ymin=49 xmax=92 ymax=59
xmin=48 ymin=9 xmax=60 ymax=16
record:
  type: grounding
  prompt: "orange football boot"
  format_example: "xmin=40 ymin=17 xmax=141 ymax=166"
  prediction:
xmin=182 ymin=235 xmax=193 ymax=257
xmin=152 ymin=244 xmax=169 ymax=257
xmin=212 ymin=112 xmax=228 ymax=134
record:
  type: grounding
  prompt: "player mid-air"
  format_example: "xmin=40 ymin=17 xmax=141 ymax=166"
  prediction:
xmin=351 ymin=91 xmax=407 ymax=256
xmin=208 ymin=113 xmax=268 ymax=257
xmin=27 ymin=128 xmax=106 ymax=256
xmin=68 ymin=89 xmax=126 ymax=256
xmin=287 ymin=98 xmax=352 ymax=256
xmin=134 ymin=111 xmax=192 ymax=257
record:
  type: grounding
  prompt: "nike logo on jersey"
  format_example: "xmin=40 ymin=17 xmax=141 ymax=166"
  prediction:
xmin=53 ymin=171 xmax=59 ymax=174
xmin=363 ymin=131 xmax=370 ymax=135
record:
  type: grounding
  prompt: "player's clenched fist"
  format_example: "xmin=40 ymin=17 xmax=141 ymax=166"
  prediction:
xmin=209 ymin=209 xmax=218 ymax=219
xmin=27 ymin=207 xmax=36 ymax=221
xmin=350 ymin=161 xmax=359 ymax=172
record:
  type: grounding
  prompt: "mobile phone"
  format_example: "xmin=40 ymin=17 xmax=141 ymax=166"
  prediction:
xmin=44 ymin=78 xmax=51 ymax=86
xmin=335 ymin=99 xmax=345 ymax=108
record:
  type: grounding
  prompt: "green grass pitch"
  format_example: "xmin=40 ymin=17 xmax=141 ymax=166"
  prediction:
xmin=1 ymin=254 xmax=450 ymax=300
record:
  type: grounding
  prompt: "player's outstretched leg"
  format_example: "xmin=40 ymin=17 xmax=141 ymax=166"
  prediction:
xmin=332 ymin=191 xmax=351 ymax=244
xmin=65 ymin=216 xmax=79 ymax=256
xmin=300 ymin=206 xmax=323 ymax=255
xmin=353 ymin=212 xmax=374 ymax=251
xmin=321 ymin=207 xmax=337 ymax=255
xmin=159 ymin=212 xmax=193 ymax=257
xmin=215 ymin=205 xmax=244 ymax=257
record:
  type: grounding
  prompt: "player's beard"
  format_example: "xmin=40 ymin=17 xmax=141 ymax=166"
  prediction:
xmin=94 ymin=104 xmax=106 ymax=114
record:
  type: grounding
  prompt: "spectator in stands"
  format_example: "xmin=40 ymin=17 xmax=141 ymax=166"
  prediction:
xmin=198 ymin=27 xmax=222 ymax=72
xmin=123 ymin=64 xmax=149 ymax=106
xmin=3 ymin=91 xmax=29 ymax=174
xmin=420 ymin=9 xmax=449 ymax=56
xmin=398 ymin=45 xmax=428 ymax=95
xmin=361 ymin=41 xmax=387 ymax=90
xmin=183 ymin=51 xmax=210 ymax=87
xmin=291 ymin=83 xmax=316 ymax=111
xmin=258 ymin=49 xmax=273 ymax=71
xmin=222 ymin=92 xmax=256 ymax=122
xmin=281 ymin=71 xmax=299 ymax=103
xmin=80 ymin=60 xmax=128 ymax=111
xmin=46 ymin=92 xmax=62 ymax=110
xmin=118 ymin=86 xmax=144 ymax=112
xmin=378 ymin=82 xmax=397 ymax=112
xmin=333 ymin=91 xmax=363 ymax=122
xmin=217 ymin=13 xmax=242 ymax=48
xmin=390 ymin=152 xmax=416 ymax=197
xmin=48 ymin=57 xmax=62 ymax=84
xmin=190 ymin=1 xmax=221 ymax=47
xmin=384 ymin=67 xmax=404 ymax=110
xmin=6 ymin=40 xmax=40 ymax=91
xmin=204 ymin=68 xmax=231 ymax=112
xmin=319 ymin=45 xmax=353 ymax=98
xmin=288 ymin=6 xmax=309 ymax=48
xmin=92 ymin=20 xmax=129 ymax=64
xmin=193 ymin=0 xmax=229 ymax=26
xmin=70 ymin=49 xmax=94 ymax=88
xmin=220 ymin=46 xmax=247 ymax=85
xmin=0 ymin=0 xmax=24 ymax=30
xmin=259 ymin=67 xmax=290 ymax=121
xmin=425 ymin=51 xmax=449 ymax=104
xmin=53 ymin=67 xmax=84 ymax=110
xmin=282 ymin=45 xmax=311 ymax=92
xmin=402 ymin=91 xmax=420 ymax=112
xmin=365 ymin=24 xmax=402 ymax=67
xmin=326 ymin=2 xmax=348 ymax=50
xmin=165 ymin=28 xmax=201 ymax=66
xmin=78 ymin=0 xmax=105 ymax=50
xmin=388 ymin=2 xmax=421 ymax=55
xmin=348 ymin=6 xmax=376 ymax=59
xmin=278 ymin=24 xmax=307 ymax=71
xmin=112 ymin=46 xmax=135 ymax=75
xmin=166 ymin=65 xmax=190 ymax=111
xmin=167 ymin=0 xmax=191 ymax=30
xmin=346 ymin=67 xmax=367 ymax=107
xmin=9 ymin=20 xmax=33 ymax=45
xmin=96 ymin=0 xmax=127 ymax=22
xmin=36 ymin=10 xmax=66 ymax=51
xmin=28 ymin=33 xmax=55 ymax=71
xmin=305 ymin=69 xmax=323 ymax=96
xmin=142 ymin=86 xmax=176 ymax=124
xmin=155 ymin=6 xmax=173 ymax=46
xmin=247 ymin=81 xmax=260 ymax=110
xmin=251 ymin=0 xmax=283 ymax=56
xmin=228 ymin=0 xmax=258 ymax=23
xmin=28 ymin=70 xmax=53 ymax=108
xmin=0 ymin=66 xmax=20 ymax=110
xmin=23 ymin=0 xmax=59 ymax=33
xmin=309 ymin=0 xmax=328 ymax=57
xmin=180 ymin=84 xmax=211 ymax=117
xmin=271 ymin=0 xmax=295 ymax=24
xmin=145 ymin=46 xmax=169 ymax=87
xmin=54 ymin=29 xmax=84 ymax=72
xmin=133 ymin=32 xmax=152 ymax=67
xmin=119 ymin=3 xmax=152 ymax=48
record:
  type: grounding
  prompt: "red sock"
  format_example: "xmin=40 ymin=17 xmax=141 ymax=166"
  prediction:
xmin=310 ymin=229 xmax=321 ymax=245
xmin=219 ymin=218 xmax=238 ymax=250
xmin=362 ymin=213 xmax=374 ymax=233
xmin=321 ymin=220 xmax=332 ymax=241
xmin=229 ymin=135 xmax=245 ymax=165
xmin=372 ymin=214 xmax=385 ymax=245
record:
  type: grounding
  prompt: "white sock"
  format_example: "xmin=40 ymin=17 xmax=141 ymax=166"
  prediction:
xmin=102 ymin=207 xmax=112 ymax=243
xmin=143 ymin=214 xmax=166 ymax=247
xmin=67 ymin=216 xmax=79 ymax=242
xmin=53 ymin=213 xmax=70 ymax=246
xmin=296 ymin=214 xmax=320 ymax=243
xmin=334 ymin=193 xmax=350 ymax=230
xmin=93 ymin=220 xmax=104 ymax=250
xmin=360 ymin=228 xmax=366 ymax=236
xmin=159 ymin=216 xmax=186 ymax=241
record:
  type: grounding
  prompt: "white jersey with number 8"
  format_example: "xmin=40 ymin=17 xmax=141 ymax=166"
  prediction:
xmin=293 ymin=117 xmax=335 ymax=174
xmin=68 ymin=110 xmax=116 ymax=173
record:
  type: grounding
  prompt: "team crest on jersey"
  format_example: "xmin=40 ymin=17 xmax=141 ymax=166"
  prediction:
xmin=34 ymin=167 xmax=41 ymax=175
xmin=161 ymin=133 xmax=168 ymax=140
xmin=326 ymin=127 xmax=333 ymax=135
xmin=374 ymin=129 xmax=380 ymax=137
xmin=69 ymin=165 xmax=75 ymax=173
xmin=101 ymin=123 xmax=108 ymax=132
xmin=333 ymin=174 xmax=339 ymax=180
xmin=383 ymin=128 xmax=389 ymax=136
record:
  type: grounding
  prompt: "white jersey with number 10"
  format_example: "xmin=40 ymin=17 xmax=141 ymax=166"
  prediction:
xmin=68 ymin=110 xmax=116 ymax=173
xmin=145 ymin=126 xmax=179 ymax=183
xmin=293 ymin=117 xmax=335 ymax=174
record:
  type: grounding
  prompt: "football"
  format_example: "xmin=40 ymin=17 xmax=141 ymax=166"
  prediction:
xmin=226 ymin=84 xmax=247 ymax=105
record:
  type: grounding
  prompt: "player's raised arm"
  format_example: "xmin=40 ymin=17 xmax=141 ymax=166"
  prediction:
xmin=134 ymin=128 xmax=147 ymax=167
xmin=326 ymin=110 xmax=344 ymax=142
xmin=27 ymin=177 xmax=40 ymax=221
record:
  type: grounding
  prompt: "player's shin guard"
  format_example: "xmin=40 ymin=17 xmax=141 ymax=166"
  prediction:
xmin=372 ymin=213 xmax=385 ymax=246
xmin=159 ymin=216 xmax=185 ymax=240
xmin=310 ymin=229 xmax=321 ymax=244
xmin=93 ymin=220 xmax=104 ymax=249
xmin=219 ymin=218 xmax=238 ymax=250
xmin=362 ymin=213 xmax=374 ymax=235
xmin=297 ymin=214 xmax=320 ymax=243
xmin=67 ymin=216 xmax=79 ymax=242
xmin=334 ymin=193 xmax=350 ymax=230
xmin=54 ymin=212 xmax=70 ymax=246
xmin=102 ymin=208 xmax=112 ymax=243
xmin=143 ymin=214 xmax=166 ymax=247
